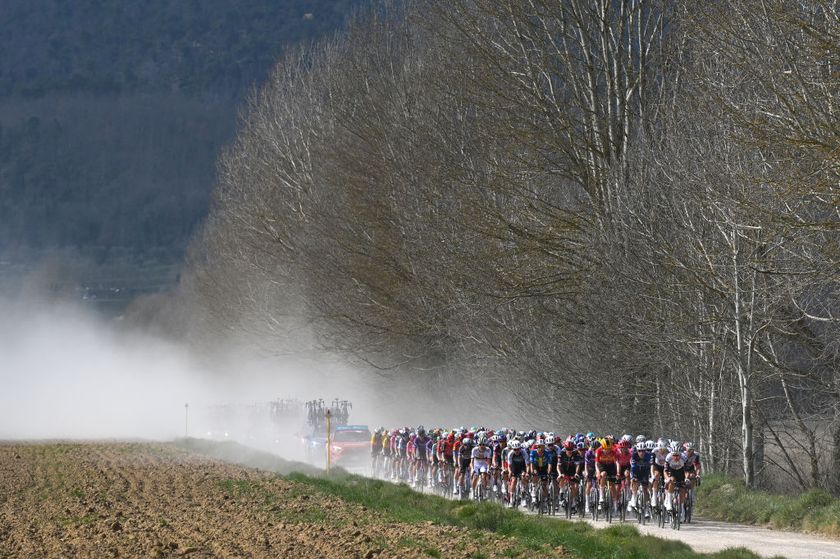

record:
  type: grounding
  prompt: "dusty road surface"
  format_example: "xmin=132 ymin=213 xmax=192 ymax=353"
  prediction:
xmin=0 ymin=442 xmax=562 ymax=559
xmin=579 ymin=515 xmax=839 ymax=559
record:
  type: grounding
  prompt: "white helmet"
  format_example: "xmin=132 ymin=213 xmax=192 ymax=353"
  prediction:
xmin=463 ymin=437 xmax=473 ymax=445
xmin=669 ymin=441 xmax=681 ymax=453
xmin=655 ymin=440 xmax=667 ymax=451
xmin=545 ymin=435 xmax=556 ymax=445
xmin=621 ymin=434 xmax=633 ymax=443
xmin=684 ymin=441 xmax=695 ymax=451
xmin=635 ymin=442 xmax=646 ymax=451
xmin=645 ymin=439 xmax=655 ymax=450
xmin=635 ymin=435 xmax=646 ymax=443
xmin=510 ymin=439 xmax=522 ymax=450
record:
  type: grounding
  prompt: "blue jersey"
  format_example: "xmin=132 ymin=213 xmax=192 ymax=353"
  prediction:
xmin=545 ymin=447 xmax=558 ymax=468
xmin=529 ymin=449 xmax=554 ymax=470
xmin=630 ymin=451 xmax=653 ymax=475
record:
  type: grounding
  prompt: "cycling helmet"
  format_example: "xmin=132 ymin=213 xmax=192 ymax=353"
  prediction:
xmin=618 ymin=439 xmax=629 ymax=448
xmin=645 ymin=440 xmax=655 ymax=451
xmin=635 ymin=435 xmax=646 ymax=443
xmin=576 ymin=441 xmax=586 ymax=450
xmin=621 ymin=434 xmax=633 ymax=443
xmin=563 ymin=440 xmax=575 ymax=451
xmin=635 ymin=442 xmax=646 ymax=452
xmin=590 ymin=439 xmax=601 ymax=450
xmin=463 ymin=437 xmax=473 ymax=445
xmin=510 ymin=439 xmax=522 ymax=450
xmin=586 ymin=432 xmax=596 ymax=440
xmin=669 ymin=441 xmax=681 ymax=453
xmin=684 ymin=442 xmax=695 ymax=451
xmin=417 ymin=426 xmax=426 ymax=436
xmin=545 ymin=435 xmax=556 ymax=445
xmin=654 ymin=440 xmax=666 ymax=451
xmin=599 ymin=437 xmax=614 ymax=450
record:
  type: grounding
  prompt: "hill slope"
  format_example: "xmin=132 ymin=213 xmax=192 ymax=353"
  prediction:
xmin=0 ymin=0 xmax=362 ymax=266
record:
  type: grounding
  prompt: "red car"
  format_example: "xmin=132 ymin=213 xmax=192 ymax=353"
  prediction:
xmin=329 ymin=425 xmax=372 ymax=465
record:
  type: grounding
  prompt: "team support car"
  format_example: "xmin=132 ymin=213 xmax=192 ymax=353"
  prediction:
xmin=329 ymin=425 xmax=372 ymax=465
xmin=303 ymin=424 xmax=372 ymax=466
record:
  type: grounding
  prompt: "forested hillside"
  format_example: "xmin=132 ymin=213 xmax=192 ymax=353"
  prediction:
xmin=182 ymin=0 xmax=840 ymax=494
xmin=0 ymin=0 xmax=362 ymax=264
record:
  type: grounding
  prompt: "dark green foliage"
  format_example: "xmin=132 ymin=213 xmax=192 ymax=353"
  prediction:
xmin=0 ymin=0 xmax=364 ymax=98
xmin=0 ymin=0 xmax=363 ymax=263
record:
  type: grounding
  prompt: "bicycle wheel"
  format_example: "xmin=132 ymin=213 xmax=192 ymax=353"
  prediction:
xmin=565 ymin=486 xmax=572 ymax=519
xmin=619 ymin=481 xmax=627 ymax=522
xmin=606 ymin=483 xmax=613 ymax=524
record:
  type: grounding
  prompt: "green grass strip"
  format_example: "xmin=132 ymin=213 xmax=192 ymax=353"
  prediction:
xmin=697 ymin=474 xmax=840 ymax=538
xmin=175 ymin=439 xmax=766 ymax=559
xmin=284 ymin=470 xmax=762 ymax=559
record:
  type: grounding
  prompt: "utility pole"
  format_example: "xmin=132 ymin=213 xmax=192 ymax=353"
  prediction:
xmin=184 ymin=403 xmax=189 ymax=438
xmin=325 ymin=408 xmax=332 ymax=473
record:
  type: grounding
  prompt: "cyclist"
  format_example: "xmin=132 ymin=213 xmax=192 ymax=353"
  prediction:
xmin=616 ymin=438 xmax=633 ymax=488
xmin=651 ymin=439 xmax=669 ymax=508
xmin=413 ymin=426 xmax=431 ymax=488
xmin=628 ymin=441 xmax=652 ymax=517
xmin=471 ymin=436 xmax=492 ymax=497
xmin=595 ymin=436 xmax=620 ymax=512
xmin=490 ymin=434 xmax=506 ymax=499
xmin=370 ymin=427 xmax=384 ymax=475
xmin=456 ymin=435 xmax=474 ymax=497
xmin=529 ymin=439 xmax=553 ymax=507
xmin=683 ymin=442 xmax=702 ymax=487
xmin=544 ymin=435 xmax=560 ymax=497
xmin=557 ymin=439 xmax=582 ymax=514
xmin=583 ymin=438 xmax=600 ymax=514
xmin=664 ymin=441 xmax=688 ymax=521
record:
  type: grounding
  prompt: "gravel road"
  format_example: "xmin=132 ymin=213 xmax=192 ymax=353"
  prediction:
xmin=579 ymin=515 xmax=839 ymax=559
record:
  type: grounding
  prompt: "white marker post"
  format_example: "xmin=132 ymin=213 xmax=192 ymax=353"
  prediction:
xmin=184 ymin=403 xmax=189 ymax=438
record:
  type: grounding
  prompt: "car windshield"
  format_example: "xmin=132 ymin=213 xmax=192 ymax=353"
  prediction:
xmin=334 ymin=430 xmax=370 ymax=442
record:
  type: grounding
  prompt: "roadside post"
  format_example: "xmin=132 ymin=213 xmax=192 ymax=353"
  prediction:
xmin=326 ymin=409 xmax=332 ymax=473
xmin=184 ymin=403 xmax=189 ymax=437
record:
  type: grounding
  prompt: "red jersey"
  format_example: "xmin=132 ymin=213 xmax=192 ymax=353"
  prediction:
xmin=595 ymin=447 xmax=616 ymax=464
xmin=615 ymin=447 xmax=632 ymax=467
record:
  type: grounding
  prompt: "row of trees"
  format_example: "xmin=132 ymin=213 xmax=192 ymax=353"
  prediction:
xmin=180 ymin=0 xmax=839 ymax=492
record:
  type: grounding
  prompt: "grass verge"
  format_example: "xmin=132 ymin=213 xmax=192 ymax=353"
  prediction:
xmin=176 ymin=439 xmax=767 ymax=559
xmin=287 ymin=470 xmax=769 ymax=559
xmin=697 ymin=474 xmax=840 ymax=538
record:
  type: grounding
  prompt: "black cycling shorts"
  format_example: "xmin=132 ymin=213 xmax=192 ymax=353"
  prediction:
xmin=510 ymin=462 xmax=527 ymax=477
xmin=669 ymin=468 xmax=686 ymax=485
xmin=459 ymin=457 xmax=471 ymax=474
xmin=630 ymin=467 xmax=651 ymax=484
xmin=598 ymin=462 xmax=617 ymax=479
xmin=534 ymin=466 xmax=549 ymax=480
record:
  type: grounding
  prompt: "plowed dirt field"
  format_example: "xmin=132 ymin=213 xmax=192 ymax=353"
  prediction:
xmin=0 ymin=442 xmax=564 ymax=559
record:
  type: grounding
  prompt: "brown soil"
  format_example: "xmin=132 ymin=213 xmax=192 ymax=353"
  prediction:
xmin=0 ymin=442 xmax=562 ymax=558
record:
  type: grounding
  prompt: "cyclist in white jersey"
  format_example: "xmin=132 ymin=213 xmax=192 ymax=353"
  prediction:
xmin=471 ymin=436 xmax=492 ymax=494
xmin=650 ymin=439 xmax=669 ymax=507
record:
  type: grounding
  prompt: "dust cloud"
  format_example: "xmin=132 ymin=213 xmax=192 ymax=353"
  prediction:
xmin=0 ymin=291 xmax=515 ymax=443
xmin=0 ymin=297 xmax=360 ymax=442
